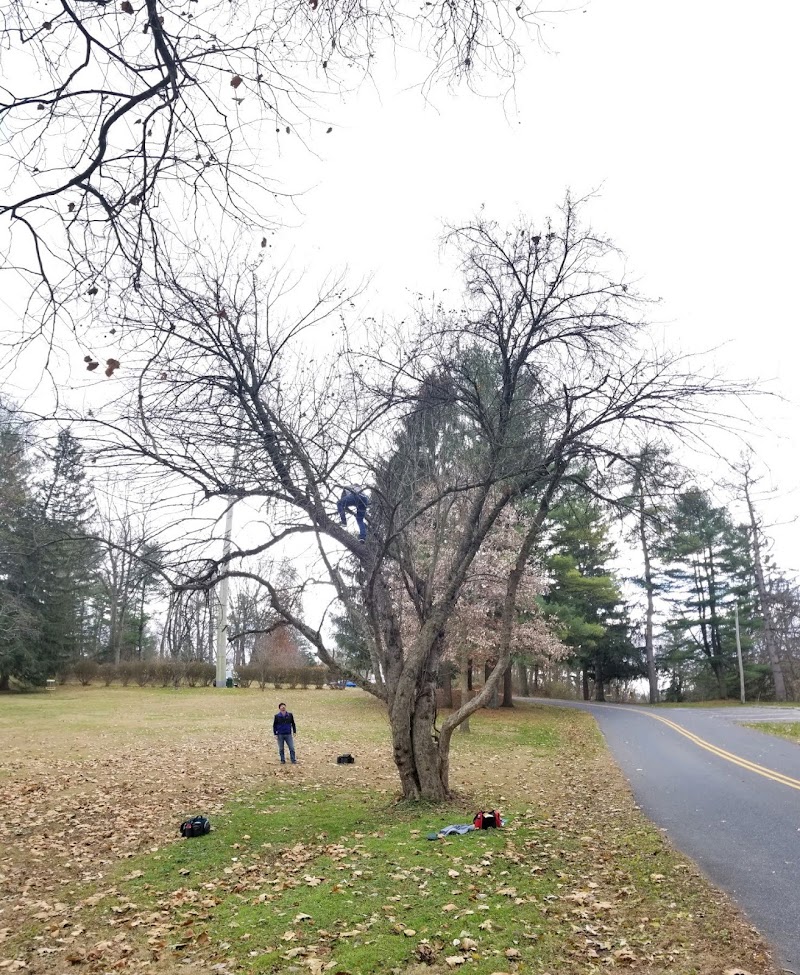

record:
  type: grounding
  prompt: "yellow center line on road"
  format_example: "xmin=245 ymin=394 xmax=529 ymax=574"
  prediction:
xmin=600 ymin=704 xmax=800 ymax=793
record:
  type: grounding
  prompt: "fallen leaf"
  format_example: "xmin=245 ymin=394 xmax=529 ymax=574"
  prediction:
xmin=416 ymin=943 xmax=437 ymax=963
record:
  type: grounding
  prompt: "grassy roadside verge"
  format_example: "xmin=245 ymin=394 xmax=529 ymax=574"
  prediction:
xmin=742 ymin=721 xmax=800 ymax=744
xmin=0 ymin=688 xmax=778 ymax=974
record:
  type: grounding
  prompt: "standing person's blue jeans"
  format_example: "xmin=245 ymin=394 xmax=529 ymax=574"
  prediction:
xmin=337 ymin=491 xmax=369 ymax=540
xmin=277 ymin=733 xmax=296 ymax=764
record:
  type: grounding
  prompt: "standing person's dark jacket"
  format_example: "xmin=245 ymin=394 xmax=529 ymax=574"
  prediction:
xmin=273 ymin=710 xmax=296 ymax=735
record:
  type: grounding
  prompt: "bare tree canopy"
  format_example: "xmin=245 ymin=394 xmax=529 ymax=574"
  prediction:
xmin=51 ymin=197 xmax=750 ymax=798
xmin=1 ymin=0 xmax=550 ymax=341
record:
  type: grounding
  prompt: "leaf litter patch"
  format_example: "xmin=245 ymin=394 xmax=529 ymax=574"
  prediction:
xmin=0 ymin=688 xmax=779 ymax=974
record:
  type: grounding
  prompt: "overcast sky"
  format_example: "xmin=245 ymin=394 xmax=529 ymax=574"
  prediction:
xmin=3 ymin=0 xmax=797 ymax=587
xmin=272 ymin=0 xmax=799 ymax=571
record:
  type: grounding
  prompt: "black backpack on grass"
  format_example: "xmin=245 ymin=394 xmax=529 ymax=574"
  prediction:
xmin=180 ymin=815 xmax=211 ymax=838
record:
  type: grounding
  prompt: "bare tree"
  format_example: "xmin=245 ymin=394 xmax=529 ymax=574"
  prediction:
xmin=768 ymin=576 xmax=800 ymax=698
xmin=0 ymin=0 xmax=552 ymax=353
xmin=94 ymin=480 xmax=165 ymax=662
xmin=733 ymin=453 xmax=789 ymax=701
xmin=60 ymin=198 xmax=747 ymax=798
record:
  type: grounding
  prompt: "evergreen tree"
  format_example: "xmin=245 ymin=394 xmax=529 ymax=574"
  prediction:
xmin=0 ymin=405 xmax=54 ymax=686
xmin=658 ymin=488 xmax=756 ymax=699
xmin=36 ymin=429 xmax=101 ymax=666
xmin=620 ymin=442 xmax=684 ymax=703
xmin=1 ymin=409 xmax=35 ymax=687
xmin=540 ymin=495 xmax=640 ymax=701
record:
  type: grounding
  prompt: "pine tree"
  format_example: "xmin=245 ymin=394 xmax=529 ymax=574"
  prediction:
xmin=541 ymin=495 xmax=639 ymax=701
xmin=619 ymin=443 xmax=685 ymax=703
xmin=36 ymin=429 xmax=101 ymax=667
xmin=0 ymin=405 xmax=50 ymax=687
xmin=658 ymin=488 xmax=756 ymax=699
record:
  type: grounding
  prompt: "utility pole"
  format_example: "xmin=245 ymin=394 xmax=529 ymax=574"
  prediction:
xmin=215 ymin=500 xmax=235 ymax=688
xmin=734 ymin=602 xmax=746 ymax=705
xmin=215 ymin=418 xmax=242 ymax=688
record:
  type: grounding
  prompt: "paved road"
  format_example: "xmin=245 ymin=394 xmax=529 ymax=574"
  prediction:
xmin=524 ymin=699 xmax=800 ymax=972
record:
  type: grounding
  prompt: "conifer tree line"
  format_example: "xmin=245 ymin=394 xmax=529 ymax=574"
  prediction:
xmin=330 ymin=450 xmax=800 ymax=705
xmin=0 ymin=402 xmax=316 ymax=690
xmin=4 ymin=391 xmax=796 ymax=702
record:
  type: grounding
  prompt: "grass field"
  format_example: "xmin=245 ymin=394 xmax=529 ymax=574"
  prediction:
xmin=0 ymin=687 xmax=778 ymax=974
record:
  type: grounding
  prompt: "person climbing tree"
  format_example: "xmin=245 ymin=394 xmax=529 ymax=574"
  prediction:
xmin=337 ymin=485 xmax=369 ymax=541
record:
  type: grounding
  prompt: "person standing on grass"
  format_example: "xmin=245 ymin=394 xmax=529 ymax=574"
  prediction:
xmin=273 ymin=702 xmax=297 ymax=764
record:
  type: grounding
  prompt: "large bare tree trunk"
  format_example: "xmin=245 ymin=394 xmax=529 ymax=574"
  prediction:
xmin=389 ymin=650 xmax=449 ymax=801
xmin=485 ymin=659 xmax=499 ymax=708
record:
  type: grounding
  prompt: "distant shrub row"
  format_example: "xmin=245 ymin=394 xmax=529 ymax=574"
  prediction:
xmin=63 ymin=659 xmax=332 ymax=689
xmin=236 ymin=664 xmax=330 ymax=690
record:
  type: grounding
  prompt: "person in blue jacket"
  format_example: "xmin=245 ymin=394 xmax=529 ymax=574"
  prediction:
xmin=337 ymin=484 xmax=369 ymax=541
xmin=273 ymin=702 xmax=297 ymax=764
